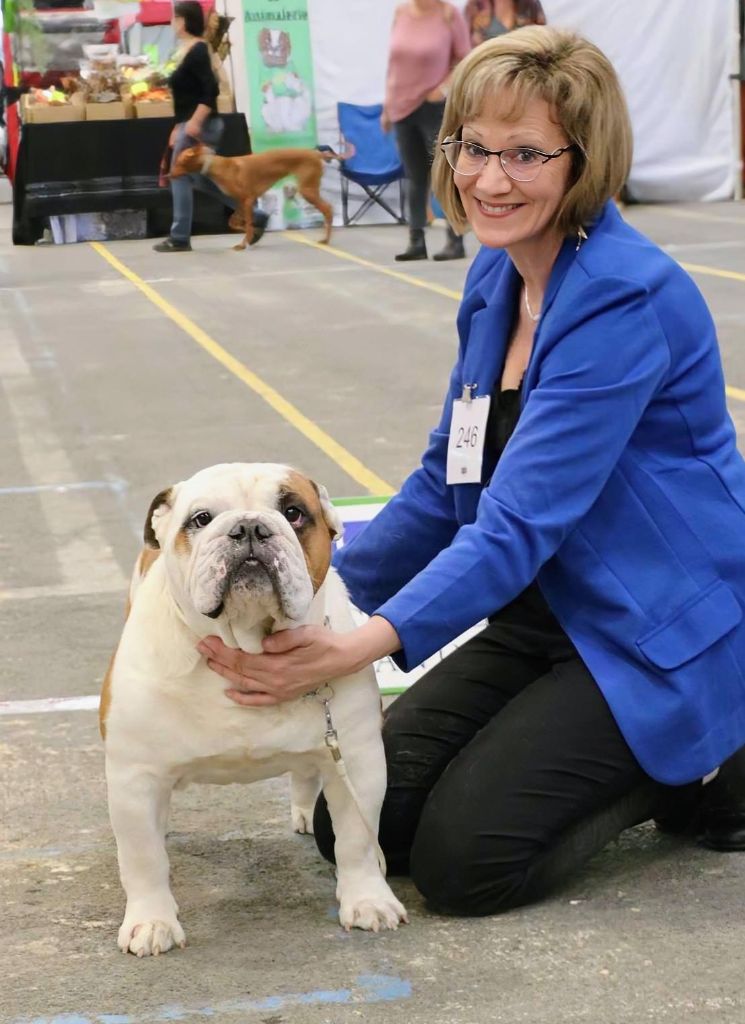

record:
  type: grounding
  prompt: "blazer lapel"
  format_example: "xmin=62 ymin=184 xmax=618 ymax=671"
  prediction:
xmin=462 ymin=256 xmax=521 ymax=400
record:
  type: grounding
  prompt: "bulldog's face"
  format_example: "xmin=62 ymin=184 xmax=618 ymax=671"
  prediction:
xmin=144 ymin=463 xmax=342 ymax=628
xmin=171 ymin=146 xmax=204 ymax=179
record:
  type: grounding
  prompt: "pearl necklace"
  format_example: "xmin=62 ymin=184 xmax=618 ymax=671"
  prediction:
xmin=524 ymin=286 xmax=541 ymax=323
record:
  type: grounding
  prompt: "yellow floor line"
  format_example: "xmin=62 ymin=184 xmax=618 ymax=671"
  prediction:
xmin=90 ymin=241 xmax=394 ymax=496
xmin=680 ymin=262 xmax=745 ymax=285
xmin=282 ymin=232 xmax=465 ymax=301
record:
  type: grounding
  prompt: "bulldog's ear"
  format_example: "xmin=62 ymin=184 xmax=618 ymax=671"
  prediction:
xmin=312 ymin=481 xmax=343 ymax=540
xmin=143 ymin=486 xmax=175 ymax=549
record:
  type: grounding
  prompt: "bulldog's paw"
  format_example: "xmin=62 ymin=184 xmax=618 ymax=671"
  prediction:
xmin=291 ymin=804 xmax=315 ymax=834
xmin=338 ymin=880 xmax=408 ymax=932
xmin=118 ymin=916 xmax=186 ymax=957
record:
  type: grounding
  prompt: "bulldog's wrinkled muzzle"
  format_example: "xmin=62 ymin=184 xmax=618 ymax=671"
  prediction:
xmin=193 ymin=511 xmax=313 ymax=624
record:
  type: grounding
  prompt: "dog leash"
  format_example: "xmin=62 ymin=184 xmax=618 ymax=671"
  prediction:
xmin=306 ymin=683 xmax=387 ymax=875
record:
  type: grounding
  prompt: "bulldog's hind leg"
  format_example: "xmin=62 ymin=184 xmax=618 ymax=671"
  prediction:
xmin=321 ymin=743 xmax=407 ymax=932
xmin=290 ymin=770 xmax=321 ymax=834
xmin=106 ymin=762 xmax=185 ymax=956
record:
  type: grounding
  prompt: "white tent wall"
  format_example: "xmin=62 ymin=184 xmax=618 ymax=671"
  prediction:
xmin=222 ymin=0 xmax=741 ymax=214
xmin=541 ymin=0 xmax=740 ymax=202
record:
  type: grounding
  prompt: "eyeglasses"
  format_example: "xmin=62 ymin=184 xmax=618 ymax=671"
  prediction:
xmin=440 ymin=138 xmax=578 ymax=182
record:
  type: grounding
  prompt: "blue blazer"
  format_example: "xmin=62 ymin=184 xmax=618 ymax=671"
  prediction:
xmin=335 ymin=201 xmax=745 ymax=785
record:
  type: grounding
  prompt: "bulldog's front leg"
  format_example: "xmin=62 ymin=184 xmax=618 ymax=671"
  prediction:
xmin=106 ymin=761 xmax=185 ymax=957
xmin=321 ymin=744 xmax=407 ymax=932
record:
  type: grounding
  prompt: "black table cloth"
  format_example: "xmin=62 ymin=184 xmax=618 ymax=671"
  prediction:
xmin=12 ymin=112 xmax=251 ymax=245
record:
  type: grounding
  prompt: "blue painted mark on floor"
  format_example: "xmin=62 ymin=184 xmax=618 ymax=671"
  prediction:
xmin=11 ymin=973 xmax=412 ymax=1024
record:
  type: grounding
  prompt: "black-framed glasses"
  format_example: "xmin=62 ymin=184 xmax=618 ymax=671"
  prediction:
xmin=440 ymin=137 xmax=578 ymax=182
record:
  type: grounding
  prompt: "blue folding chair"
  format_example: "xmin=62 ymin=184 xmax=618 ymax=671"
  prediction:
xmin=337 ymin=102 xmax=406 ymax=226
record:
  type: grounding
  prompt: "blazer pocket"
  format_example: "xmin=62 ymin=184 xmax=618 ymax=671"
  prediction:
xmin=636 ymin=580 xmax=743 ymax=671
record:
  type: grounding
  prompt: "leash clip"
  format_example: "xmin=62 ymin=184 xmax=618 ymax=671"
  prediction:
xmin=317 ymin=685 xmax=342 ymax=762
xmin=306 ymin=684 xmax=340 ymax=758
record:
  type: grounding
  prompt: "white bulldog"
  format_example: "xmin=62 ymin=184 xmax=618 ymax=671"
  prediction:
xmin=101 ymin=462 xmax=407 ymax=957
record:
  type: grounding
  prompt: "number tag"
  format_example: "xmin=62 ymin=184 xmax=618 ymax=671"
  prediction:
xmin=446 ymin=395 xmax=490 ymax=485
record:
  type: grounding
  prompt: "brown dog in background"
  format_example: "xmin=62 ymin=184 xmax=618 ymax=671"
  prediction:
xmin=171 ymin=145 xmax=349 ymax=250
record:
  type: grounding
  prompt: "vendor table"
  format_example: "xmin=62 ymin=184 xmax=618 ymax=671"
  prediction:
xmin=12 ymin=112 xmax=251 ymax=245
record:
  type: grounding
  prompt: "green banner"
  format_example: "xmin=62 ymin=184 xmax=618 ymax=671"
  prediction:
xmin=243 ymin=0 xmax=317 ymax=152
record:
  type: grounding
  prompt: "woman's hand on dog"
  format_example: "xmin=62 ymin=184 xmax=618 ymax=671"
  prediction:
xmin=198 ymin=616 xmax=401 ymax=706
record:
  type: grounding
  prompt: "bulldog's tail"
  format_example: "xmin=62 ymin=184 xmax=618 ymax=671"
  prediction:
xmin=317 ymin=143 xmax=356 ymax=163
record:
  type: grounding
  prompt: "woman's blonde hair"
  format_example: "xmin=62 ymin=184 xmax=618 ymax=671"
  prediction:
xmin=433 ymin=26 xmax=633 ymax=235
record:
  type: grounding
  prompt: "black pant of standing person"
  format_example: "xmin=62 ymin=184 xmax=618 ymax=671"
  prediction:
xmin=394 ymin=100 xmax=466 ymax=262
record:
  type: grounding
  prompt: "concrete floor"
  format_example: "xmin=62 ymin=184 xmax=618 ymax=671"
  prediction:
xmin=2 ymin=201 xmax=745 ymax=1023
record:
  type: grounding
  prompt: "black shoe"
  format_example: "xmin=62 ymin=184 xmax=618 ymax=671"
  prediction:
xmin=702 ymin=814 xmax=745 ymax=851
xmin=653 ymin=782 xmax=704 ymax=837
xmin=700 ymin=748 xmax=745 ymax=850
xmin=153 ymin=237 xmax=192 ymax=252
xmin=249 ymin=211 xmax=269 ymax=247
xmin=433 ymin=232 xmax=466 ymax=261
xmin=395 ymin=229 xmax=427 ymax=262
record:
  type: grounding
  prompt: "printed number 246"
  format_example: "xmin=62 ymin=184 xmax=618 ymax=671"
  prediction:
xmin=456 ymin=425 xmax=479 ymax=448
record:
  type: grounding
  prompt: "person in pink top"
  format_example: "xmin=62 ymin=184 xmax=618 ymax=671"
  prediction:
xmin=383 ymin=0 xmax=471 ymax=261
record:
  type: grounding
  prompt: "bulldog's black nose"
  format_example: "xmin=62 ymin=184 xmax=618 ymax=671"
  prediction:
xmin=228 ymin=520 xmax=273 ymax=543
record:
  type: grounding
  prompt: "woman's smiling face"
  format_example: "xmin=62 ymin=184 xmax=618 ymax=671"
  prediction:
xmin=455 ymin=94 xmax=574 ymax=255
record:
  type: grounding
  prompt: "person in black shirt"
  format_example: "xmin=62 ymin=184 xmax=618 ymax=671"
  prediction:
xmin=0 ymin=61 xmax=25 ymax=129
xmin=154 ymin=1 xmax=268 ymax=252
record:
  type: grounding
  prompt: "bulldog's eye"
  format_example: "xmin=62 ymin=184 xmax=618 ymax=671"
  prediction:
xmin=190 ymin=510 xmax=213 ymax=529
xmin=284 ymin=505 xmax=305 ymax=527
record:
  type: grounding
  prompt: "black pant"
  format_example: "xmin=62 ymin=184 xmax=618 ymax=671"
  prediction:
xmin=314 ymin=622 xmax=701 ymax=916
xmin=394 ymin=100 xmax=446 ymax=231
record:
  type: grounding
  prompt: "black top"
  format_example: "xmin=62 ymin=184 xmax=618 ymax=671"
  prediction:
xmin=483 ymin=381 xmax=577 ymax=660
xmin=169 ymin=41 xmax=218 ymax=123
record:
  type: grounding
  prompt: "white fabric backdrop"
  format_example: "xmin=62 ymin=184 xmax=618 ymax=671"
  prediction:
xmin=542 ymin=0 xmax=740 ymax=201
xmin=223 ymin=0 xmax=740 ymax=207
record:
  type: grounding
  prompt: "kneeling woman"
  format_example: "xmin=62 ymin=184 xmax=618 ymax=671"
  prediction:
xmin=200 ymin=27 xmax=745 ymax=914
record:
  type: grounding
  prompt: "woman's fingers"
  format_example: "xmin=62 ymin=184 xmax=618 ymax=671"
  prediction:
xmin=263 ymin=626 xmax=316 ymax=653
xmin=197 ymin=636 xmax=229 ymax=661
xmin=197 ymin=627 xmax=351 ymax=704
xmin=198 ymin=638 xmax=263 ymax=675
xmin=205 ymin=659 xmax=267 ymax=692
